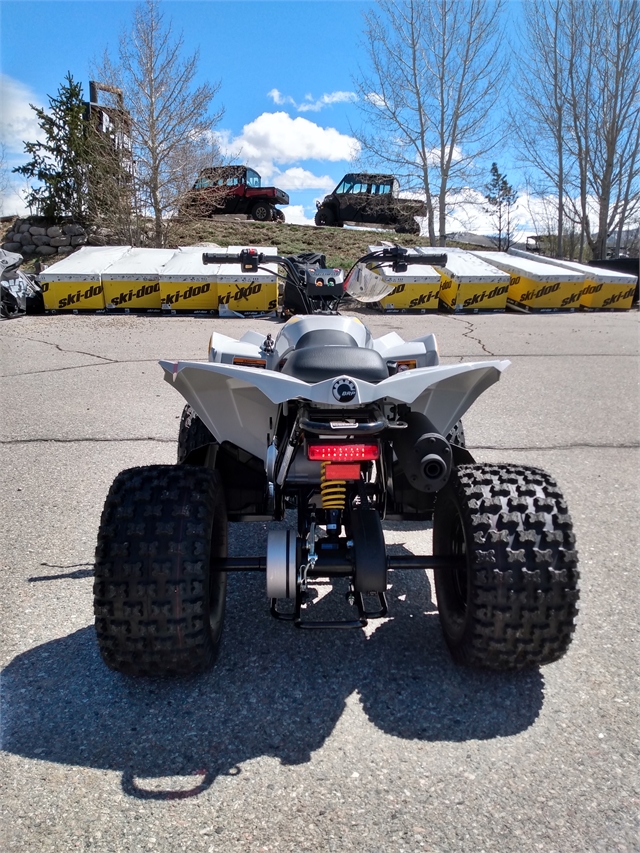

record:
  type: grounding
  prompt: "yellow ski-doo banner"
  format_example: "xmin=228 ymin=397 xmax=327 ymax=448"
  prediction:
xmin=580 ymin=280 xmax=636 ymax=311
xmin=378 ymin=281 xmax=440 ymax=311
xmin=438 ymin=277 xmax=508 ymax=313
xmin=216 ymin=280 xmax=277 ymax=312
xmin=103 ymin=278 xmax=162 ymax=310
xmin=507 ymin=275 xmax=584 ymax=312
xmin=160 ymin=279 xmax=217 ymax=311
xmin=42 ymin=280 xmax=105 ymax=311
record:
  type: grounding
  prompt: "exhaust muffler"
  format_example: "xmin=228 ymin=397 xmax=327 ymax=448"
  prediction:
xmin=393 ymin=412 xmax=452 ymax=493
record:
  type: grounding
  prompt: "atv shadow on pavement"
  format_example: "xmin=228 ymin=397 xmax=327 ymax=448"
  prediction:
xmin=2 ymin=528 xmax=544 ymax=800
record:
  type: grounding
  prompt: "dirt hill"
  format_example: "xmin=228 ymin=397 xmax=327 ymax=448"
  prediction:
xmin=171 ymin=218 xmax=473 ymax=270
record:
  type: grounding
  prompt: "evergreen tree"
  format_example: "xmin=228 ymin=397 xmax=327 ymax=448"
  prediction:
xmin=14 ymin=73 xmax=91 ymax=222
xmin=484 ymin=162 xmax=518 ymax=250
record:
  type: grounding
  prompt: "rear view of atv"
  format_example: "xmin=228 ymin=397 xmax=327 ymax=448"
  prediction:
xmin=93 ymin=246 xmax=579 ymax=676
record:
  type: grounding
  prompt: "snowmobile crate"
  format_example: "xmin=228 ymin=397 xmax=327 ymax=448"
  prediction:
xmin=102 ymin=248 xmax=176 ymax=312
xmin=159 ymin=248 xmax=219 ymax=313
xmin=346 ymin=245 xmax=440 ymax=311
xmin=431 ymin=250 xmax=510 ymax=313
xmin=39 ymin=245 xmax=131 ymax=312
xmin=507 ymin=249 xmax=637 ymax=311
xmin=374 ymin=253 xmax=441 ymax=312
xmin=213 ymin=246 xmax=278 ymax=313
xmin=472 ymin=251 xmax=585 ymax=312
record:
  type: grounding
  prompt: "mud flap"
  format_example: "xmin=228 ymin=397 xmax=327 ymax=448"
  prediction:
xmin=351 ymin=508 xmax=387 ymax=593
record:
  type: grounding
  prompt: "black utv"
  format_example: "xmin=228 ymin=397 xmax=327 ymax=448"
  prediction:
xmin=315 ymin=173 xmax=425 ymax=234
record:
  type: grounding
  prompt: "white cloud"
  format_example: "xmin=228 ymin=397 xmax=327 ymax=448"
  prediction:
xmin=0 ymin=180 xmax=31 ymax=217
xmin=0 ymin=75 xmax=44 ymax=154
xmin=273 ymin=167 xmax=335 ymax=192
xmin=267 ymin=89 xmax=357 ymax=113
xmin=216 ymin=111 xmax=360 ymax=177
xmin=280 ymin=205 xmax=316 ymax=226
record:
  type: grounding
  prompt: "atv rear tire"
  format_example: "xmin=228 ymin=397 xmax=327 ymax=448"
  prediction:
xmin=315 ymin=207 xmax=335 ymax=227
xmin=433 ymin=464 xmax=579 ymax=671
xmin=177 ymin=404 xmax=216 ymax=463
xmin=446 ymin=420 xmax=466 ymax=448
xmin=252 ymin=201 xmax=273 ymax=222
xmin=94 ymin=465 xmax=228 ymax=676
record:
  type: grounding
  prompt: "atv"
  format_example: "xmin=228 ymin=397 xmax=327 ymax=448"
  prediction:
xmin=94 ymin=246 xmax=579 ymax=676
xmin=180 ymin=165 xmax=289 ymax=222
xmin=315 ymin=173 xmax=425 ymax=234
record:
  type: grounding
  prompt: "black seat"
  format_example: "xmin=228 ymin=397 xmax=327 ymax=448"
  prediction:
xmin=280 ymin=345 xmax=389 ymax=383
xmin=294 ymin=329 xmax=358 ymax=349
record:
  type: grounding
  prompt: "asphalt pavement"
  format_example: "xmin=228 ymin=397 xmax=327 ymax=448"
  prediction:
xmin=1 ymin=307 xmax=638 ymax=853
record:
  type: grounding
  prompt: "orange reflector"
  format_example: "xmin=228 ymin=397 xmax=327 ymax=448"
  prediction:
xmin=308 ymin=443 xmax=379 ymax=461
xmin=324 ymin=463 xmax=361 ymax=480
xmin=232 ymin=357 xmax=266 ymax=368
xmin=396 ymin=359 xmax=417 ymax=372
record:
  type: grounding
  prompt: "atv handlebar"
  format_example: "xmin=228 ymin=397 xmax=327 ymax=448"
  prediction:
xmin=202 ymin=246 xmax=447 ymax=276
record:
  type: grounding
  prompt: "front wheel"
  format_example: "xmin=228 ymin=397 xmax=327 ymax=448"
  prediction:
xmin=433 ymin=464 xmax=579 ymax=671
xmin=252 ymin=201 xmax=273 ymax=222
xmin=314 ymin=207 xmax=335 ymax=227
xmin=94 ymin=465 xmax=228 ymax=675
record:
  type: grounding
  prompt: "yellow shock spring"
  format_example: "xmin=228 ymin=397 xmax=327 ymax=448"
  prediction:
xmin=320 ymin=462 xmax=347 ymax=509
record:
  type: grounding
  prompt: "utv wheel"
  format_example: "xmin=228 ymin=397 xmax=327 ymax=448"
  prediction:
xmin=433 ymin=464 xmax=579 ymax=671
xmin=177 ymin=404 xmax=216 ymax=463
xmin=314 ymin=207 xmax=335 ymax=227
xmin=94 ymin=465 xmax=228 ymax=676
xmin=274 ymin=208 xmax=285 ymax=223
xmin=252 ymin=201 xmax=272 ymax=222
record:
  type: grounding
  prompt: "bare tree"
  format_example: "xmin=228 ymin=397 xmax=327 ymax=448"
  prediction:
xmin=94 ymin=0 xmax=223 ymax=246
xmin=514 ymin=0 xmax=570 ymax=258
xmin=516 ymin=0 xmax=640 ymax=260
xmin=353 ymin=0 xmax=506 ymax=246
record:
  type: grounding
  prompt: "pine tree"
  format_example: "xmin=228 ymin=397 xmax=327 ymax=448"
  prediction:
xmin=484 ymin=162 xmax=518 ymax=250
xmin=14 ymin=73 xmax=91 ymax=222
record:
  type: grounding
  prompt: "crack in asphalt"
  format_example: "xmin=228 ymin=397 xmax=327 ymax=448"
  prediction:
xmin=448 ymin=316 xmax=496 ymax=355
xmin=1 ymin=333 xmax=117 ymax=363
xmin=1 ymin=357 xmax=202 ymax=379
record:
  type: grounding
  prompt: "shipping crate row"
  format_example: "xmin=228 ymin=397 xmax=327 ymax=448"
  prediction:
xmin=40 ymin=246 xmax=278 ymax=314
xmin=373 ymin=248 xmax=637 ymax=313
xmin=40 ymin=244 xmax=637 ymax=315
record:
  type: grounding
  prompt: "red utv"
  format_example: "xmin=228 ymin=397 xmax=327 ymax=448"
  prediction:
xmin=181 ymin=166 xmax=289 ymax=222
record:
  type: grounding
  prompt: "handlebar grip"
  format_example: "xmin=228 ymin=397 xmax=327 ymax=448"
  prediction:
xmin=202 ymin=253 xmax=240 ymax=265
xmin=404 ymin=253 xmax=448 ymax=267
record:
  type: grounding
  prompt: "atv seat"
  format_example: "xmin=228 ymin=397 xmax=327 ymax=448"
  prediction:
xmin=280 ymin=345 xmax=389 ymax=383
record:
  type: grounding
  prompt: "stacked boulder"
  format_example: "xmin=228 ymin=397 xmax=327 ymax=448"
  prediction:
xmin=2 ymin=220 xmax=88 ymax=259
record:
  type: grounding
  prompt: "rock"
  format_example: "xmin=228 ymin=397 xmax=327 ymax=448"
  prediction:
xmin=62 ymin=224 xmax=85 ymax=236
xmin=20 ymin=232 xmax=34 ymax=245
xmin=57 ymin=246 xmax=74 ymax=255
xmin=70 ymin=234 xmax=87 ymax=246
xmin=50 ymin=236 xmax=71 ymax=247
xmin=29 ymin=226 xmax=47 ymax=236
xmin=32 ymin=235 xmax=51 ymax=246
xmin=2 ymin=242 xmax=22 ymax=253
xmin=36 ymin=245 xmax=57 ymax=256
xmin=47 ymin=226 xmax=62 ymax=238
xmin=87 ymin=233 xmax=107 ymax=246
xmin=22 ymin=244 xmax=37 ymax=254
xmin=13 ymin=219 xmax=24 ymax=231
xmin=19 ymin=223 xmax=32 ymax=233
xmin=4 ymin=232 xmax=16 ymax=242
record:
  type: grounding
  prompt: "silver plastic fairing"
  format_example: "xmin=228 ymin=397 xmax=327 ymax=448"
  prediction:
xmin=160 ymin=357 xmax=510 ymax=462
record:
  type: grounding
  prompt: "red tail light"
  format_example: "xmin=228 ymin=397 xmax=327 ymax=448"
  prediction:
xmin=308 ymin=443 xmax=379 ymax=461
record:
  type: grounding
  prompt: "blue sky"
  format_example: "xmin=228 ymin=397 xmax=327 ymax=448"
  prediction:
xmin=1 ymin=0 xmax=527 ymax=232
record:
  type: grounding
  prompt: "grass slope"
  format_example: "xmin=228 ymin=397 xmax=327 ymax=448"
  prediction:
xmin=171 ymin=218 xmax=473 ymax=270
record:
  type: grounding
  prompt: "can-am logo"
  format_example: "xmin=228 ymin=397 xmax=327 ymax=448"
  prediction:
xmin=332 ymin=377 xmax=357 ymax=403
